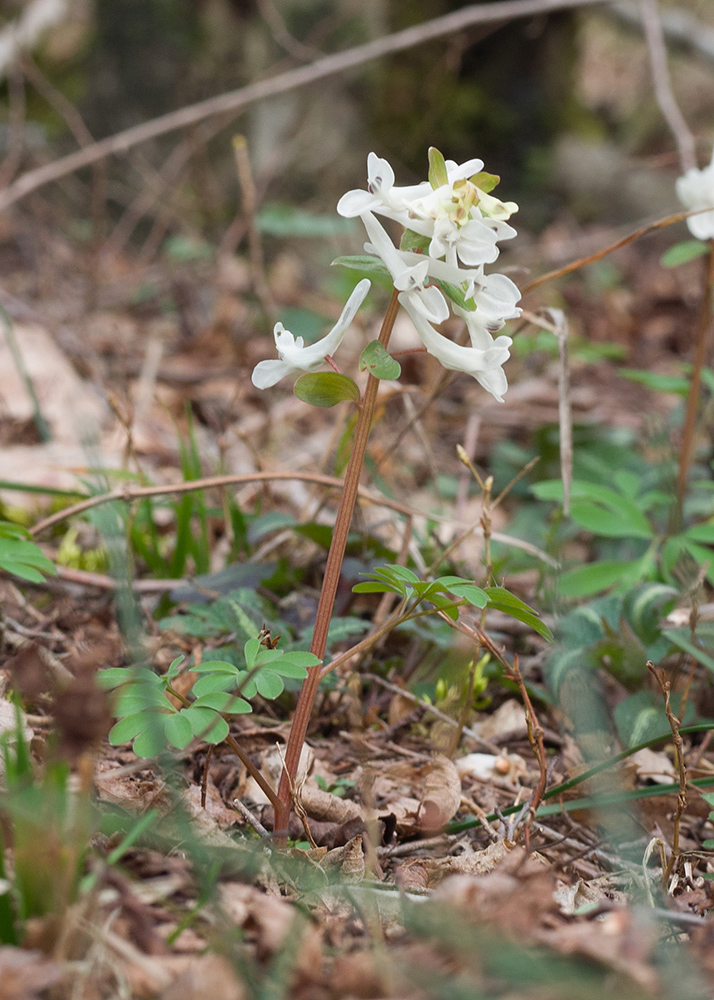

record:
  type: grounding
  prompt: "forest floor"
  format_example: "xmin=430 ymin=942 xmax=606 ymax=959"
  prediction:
xmin=2 ymin=188 xmax=714 ymax=1000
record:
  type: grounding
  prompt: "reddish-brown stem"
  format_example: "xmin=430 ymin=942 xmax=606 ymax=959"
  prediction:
xmin=676 ymin=241 xmax=714 ymax=517
xmin=273 ymin=289 xmax=401 ymax=840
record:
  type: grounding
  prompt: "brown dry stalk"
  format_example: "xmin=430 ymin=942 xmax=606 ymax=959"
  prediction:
xmin=675 ymin=242 xmax=714 ymax=516
xmin=273 ymin=290 xmax=401 ymax=840
xmin=508 ymin=655 xmax=548 ymax=843
xmin=232 ymin=135 xmax=276 ymax=327
xmin=647 ymin=660 xmax=687 ymax=882
xmin=522 ymin=209 xmax=707 ymax=293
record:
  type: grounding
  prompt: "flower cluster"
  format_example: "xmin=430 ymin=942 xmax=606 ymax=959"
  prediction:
xmin=251 ymin=148 xmax=521 ymax=401
xmin=676 ymin=145 xmax=714 ymax=241
xmin=337 ymin=150 xmax=521 ymax=401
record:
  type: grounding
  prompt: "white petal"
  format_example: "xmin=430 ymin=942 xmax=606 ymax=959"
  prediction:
xmin=287 ymin=278 xmax=371 ymax=368
xmin=416 ymin=285 xmax=450 ymax=324
xmin=445 ymin=158 xmax=484 ymax=183
xmin=251 ymin=359 xmax=297 ymax=389
xmin=367 ymin=152 xmax=395 ymax=193
xmin=686 ymin=211 xmax=714 ymax=240
xmin=475 ymin=366 xmax=508 ymax=402
xmin=337 ymin=189 xmax=379 ymax=217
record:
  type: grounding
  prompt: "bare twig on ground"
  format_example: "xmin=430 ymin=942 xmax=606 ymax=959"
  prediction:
xmin=29 ymin=469 xmax=558 ymax=567
xmin=0 ymin=0 xmax=608 ymax=212
xmin=508 ymin=655 xmax=548 ymax=845
xmin=233 ymin=797 xmax=270 ymax=838
xmin=647 ymin=660 xmax=687 ymax=884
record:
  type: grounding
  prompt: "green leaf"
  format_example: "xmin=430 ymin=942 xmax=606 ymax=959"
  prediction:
xmin=164 ymin=712 xmax=193 ymax=749
xmin=108 ymin=713 xmax=150 ymax=745
xmin=663 ymin=629 xmax=714 ymax=674
xmin=470 ymin=170 xmax=500 ymax=193
xmin=192 ymin=673 xmax=237 ymax=697
xmin=569 ymin=500 xmax=653 ymax=539
xmin=0 ymin=533 xmax=56 ymax=582
xmin=359 ymin=340 xmax=401 ymax=381
xmin=660 ymin=239 xmax=708 ymax=268
xmin=294 ymin=372 xmax=360 ymax=408
xmin=400 ymin=229 xmax=431 ymax=253
xmin=353 ymin=581 xmax=402 ymax=595
xmin=331 ymin=255 xmax=391 ymax=278
xmin=255 ymin=672 xmax=284 ymax=699
xmin=428 ymin=147 xmax=448 ymax=189
xmin=190 ymin=660 xmax=240 ymax=675
xmin=558 ymin=560 xmax=634 ymax=598
xmin=483 ymin=587 xmax=553 ymax=641
xmin=97 ymin=668 xmax=134 ymax=690
xmin=618 ymin=369 xmax=689 ymax=395
xmin=258 ymin=203 xmax=355 ymax=238
xmin=192 ymin=692 xmax=252 ymax=713
xmin=684 ymin=522 xmax=714 ymax=544
xmin=133 ymin=724 xmax=170 ymax=759
xmin=437 ymin=576 xmax=488 ymax=608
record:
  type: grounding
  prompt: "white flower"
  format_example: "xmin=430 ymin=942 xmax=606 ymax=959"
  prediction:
xmin=337 ymin=152 xmax=432 ymax=222
xmin=251 ymin=279 xmax=371 ymax=389
xmin=676 ymin=145 xmax=714 ymax=240
xmin=361 ymin=211 xmax=449 ymax=324
xmin=400 ymin=294 xmax=512 ymax=402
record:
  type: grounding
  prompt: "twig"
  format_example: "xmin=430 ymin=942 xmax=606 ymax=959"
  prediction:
xmin=522 ymin=208 xmax=712 ymax=293
xmin=546 ymin=309 xmax=572 ymax=515
xmin=0 ymin=301 xmax=51 ymax=442
xmin=0 ymin=0 xmax=608 ymax=212
xmin=639 ymin=0 xmax=697 ymax=173
xmin=233 ymin=797 xmax=270 ymax=838
xmin=611 ymin=1 xmax=714 ymax=66
xmin=232 ymin=135 xmax=276 ymax=327
xmin=256 ymin=0 xmax=322 ymax=61
xmin=675 ymin=242 xmax=714 ymax=518
xmin=200 ymin=744 xmax=214 ymax=810
xmin=0 ymin=63 xmax=26 ymax=189
xmin=647 ymin=660 xmax=687 ymax=884
xmin=506 ymin=655 xmax=548 ymax=846
xmin=28 ymin=463 xmax=558 ymax=567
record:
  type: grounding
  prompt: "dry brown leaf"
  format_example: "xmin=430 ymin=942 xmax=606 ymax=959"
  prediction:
xmin=158 ymin=954 xmax=246 ymax=1000
xmin=0 ymin=947 xmax=66 ymax=1000
xmin=185 ymin=781 xmax=239 ymax=830
xmin=299 ymin=783 xmax=364 ymax=825
xmin=472 ymin=699 xmax=527 ymax=743
xmin=323 ymin=834 xmax=366 ymax=882
xmin=417 ymin=756 xmax=462 ymax=833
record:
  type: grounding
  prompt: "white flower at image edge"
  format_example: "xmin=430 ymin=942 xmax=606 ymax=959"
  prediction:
xmin=676 ymin=146 xmax=714 ymax=240
xmin=251 ymin=279 xmax=371 ymax=389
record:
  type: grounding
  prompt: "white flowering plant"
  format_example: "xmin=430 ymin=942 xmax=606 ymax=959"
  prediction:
xmin=247 ymin=147 xmax=548 ymax=840
xmin=252 ymin=147 xmax=521 ymax=405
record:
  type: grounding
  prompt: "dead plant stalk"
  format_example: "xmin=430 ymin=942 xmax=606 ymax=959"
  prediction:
xmin=647 ymin=660 xmax=687 ymax=883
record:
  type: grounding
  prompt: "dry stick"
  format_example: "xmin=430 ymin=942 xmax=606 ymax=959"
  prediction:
xmin=639 ymin=0 xmax=697 ymax=174
xmin=0 ymin=0 xmax=607 ymax=213
xmin=508 ymin=654 xmax=548 ymax=846
xmin=29 ymin=465 xmax=556 ymax=567
xmin=0 ymin=64 xmax=25 ymax=189
xmin=647 ymin=660 xmax=687 ymax=883
xmin=273 ymin=290 xmax=401 ymax=841
xmin=232 ymin=135 xmax=276 ymax=327
xmin=675 ymin=243 xmax=714 ymax=517
xmin=200 ymin=744 xmax=214 ymax=809
xmin=521 ymin=208 xmax=707 ymax=293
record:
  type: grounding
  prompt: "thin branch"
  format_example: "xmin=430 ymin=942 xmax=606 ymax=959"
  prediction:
xmin=28 ymin=469 xmax=558 ymax=567
xmin=639 ymin=0 xmax=696 ymax=173
xmin=0 ymin=0 xmax=607 ymax=212
xmin=232 ymin=135 xmax=276 ymax=327
xmin=522 ymin=208 xmax=710 ymax=292
xmin=647 ymin=660 xmax=687 ymax=884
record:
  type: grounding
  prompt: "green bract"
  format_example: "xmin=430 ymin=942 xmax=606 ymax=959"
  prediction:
xmin=100 ymin=643 xmax=320 ymax=759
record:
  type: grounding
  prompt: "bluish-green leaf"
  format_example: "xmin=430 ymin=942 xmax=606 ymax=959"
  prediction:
xmin=359 ymin=340 xmax=401 ymax=381
xmin=108 ymin=713 xmax=150 ymax=746
xmin=294 ymin=372 xmax=360 ymax=408
xmin=164 ymin=712 xmax=193 ymax=749
xmin=331 ymin=255 xmax=390 ymax=278
xmin=569 ymin=500 xmax=653 ymax=539
xmin=660 ymin=239 xmax=708 ymax=268
xmin=132 ymin=725 xmax=170 ymax=759
xmin=255 ymin=672 xmax=284 ymax=699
